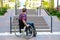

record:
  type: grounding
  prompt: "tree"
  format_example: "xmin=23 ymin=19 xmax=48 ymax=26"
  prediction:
xmin=50 ymin=0 xmax=54 ymax=8
xmin=42 ymin=1 xmax=50 ymax=8
xmin=9 ymin=0 xmax=15 ymax=2
xmin=0 ymin=0 xmax=3 ymax=13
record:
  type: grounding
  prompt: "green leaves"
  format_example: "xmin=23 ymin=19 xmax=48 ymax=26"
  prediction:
xmin=42 ymin=1 xmax=50 ymax=8
xmin=0 ymin=7 xmax=7 ymax=15
xmin=46 ymin=8 xmax=60 ymax=19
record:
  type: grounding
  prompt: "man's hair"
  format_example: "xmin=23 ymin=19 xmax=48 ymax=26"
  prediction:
xmin=22 ymin=8 xmax=27 ymax=12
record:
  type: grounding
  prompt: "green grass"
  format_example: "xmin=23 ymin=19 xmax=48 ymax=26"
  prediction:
xmin=46 ymin=8 xmax=60 ymax=19
xmin=0 ymin=7 xmax=7 ymax=16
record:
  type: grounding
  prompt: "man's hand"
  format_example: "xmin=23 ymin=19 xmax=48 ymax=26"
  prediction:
xmin=26 ymin=24 xmax=30 ymax=27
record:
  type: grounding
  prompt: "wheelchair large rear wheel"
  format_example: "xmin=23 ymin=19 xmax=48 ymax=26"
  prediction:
xmin=26 ymin=25 xmax=34 ymax=38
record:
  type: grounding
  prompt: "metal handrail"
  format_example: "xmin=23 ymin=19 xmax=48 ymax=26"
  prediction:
xmin=44 ymin=8 xmax=50 ymax=15
xmin=44 ymin=8 xmax=53 ymax=33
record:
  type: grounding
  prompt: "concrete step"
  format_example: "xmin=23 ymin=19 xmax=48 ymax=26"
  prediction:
xmin=12 ymin=23 xmax=48 ymax=26
xmin=12 ymin=26 xmax=50 ymax=29
xmin=11 ymin=29 xmax=51 ymax=32
xmin=36 ymin=29 xmax=51 ymax=32
xmin=35 ymin=26 xmax=50 ymax=29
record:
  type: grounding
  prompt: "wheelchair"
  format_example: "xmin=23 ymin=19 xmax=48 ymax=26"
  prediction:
xmin=15 ymin=22 xmax=37 ymax=38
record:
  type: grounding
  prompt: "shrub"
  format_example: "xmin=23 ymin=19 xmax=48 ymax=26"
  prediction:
xmin=0 ymin=7 xmax=7 ymax=15
xmin=57 ymin=12 xmax=60 ymax=19
xmin=46 ymin=8 xmax=57 ymax=15
xmin=46 ymin=8 xmax=60 ymax=19
xmin=50 ymin=9 xmax=57 ymax=15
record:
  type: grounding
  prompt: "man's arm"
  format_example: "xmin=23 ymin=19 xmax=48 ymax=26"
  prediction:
xmin=22 ymin=20 xmax=27 ymax=26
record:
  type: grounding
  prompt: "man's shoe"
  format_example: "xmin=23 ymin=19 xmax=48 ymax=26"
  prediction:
xmin=33 ymin=34 xmax=36 ymax=37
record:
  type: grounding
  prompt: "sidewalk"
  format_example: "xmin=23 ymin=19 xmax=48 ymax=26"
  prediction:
xmin=0 ymin=32 xmax=60 ymax=40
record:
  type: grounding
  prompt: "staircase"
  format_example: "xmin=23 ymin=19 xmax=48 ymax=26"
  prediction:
xmin=27 ymin=16 xmax=50 ymax=32
xmin=10 ymin=9 xmax=51 ymax=32
xmin=16 ymin=9 xmax=37 ymax=16
xmin=11 ymin=15 xmax=50 ymax=32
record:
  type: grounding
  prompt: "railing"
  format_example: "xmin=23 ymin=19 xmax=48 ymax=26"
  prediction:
xmin=37 ymin=7 xmax=41 ymax=16
xmin=10 ymin=17 xmax=12 ymax=33
xmin=44 ymin=8 xmax=53 ymax=33
xmin=15 ymin=4 xmax=17 ymax=15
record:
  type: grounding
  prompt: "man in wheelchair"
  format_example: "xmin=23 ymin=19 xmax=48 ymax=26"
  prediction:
xmin=18 ymin=8 xmax=36 ymax=37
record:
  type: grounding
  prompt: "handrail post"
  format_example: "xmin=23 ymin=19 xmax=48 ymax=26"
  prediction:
xmin=37 ymin=7 xmax=38 ymax=16
xmin=37 ymin=7 xmax=40 ymax=16
xmin=51 ymin=16 xmax=52 ymax=33
xmin=15 ymin=0 xmax=17 ymax=15
xmin=10 ymin=17 xmax=12 ymax=34
xmin=40 ymin=6 xmax=41 ymax=16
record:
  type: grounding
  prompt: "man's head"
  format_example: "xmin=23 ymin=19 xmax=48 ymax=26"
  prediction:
xmin=22 ymin=8 xmax=27 ymax=12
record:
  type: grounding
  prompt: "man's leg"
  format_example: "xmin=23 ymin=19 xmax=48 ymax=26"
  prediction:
xmin=19 ymin=20 xmax=25 ymax=33
xmin=19 ymin=20 xmax=22 ymax=33
xmin=27 ymin=22 xmax=35 ymax=30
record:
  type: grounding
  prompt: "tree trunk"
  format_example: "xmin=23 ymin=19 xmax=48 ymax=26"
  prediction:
xmin=0 ymin=0 xmax=3 ymax=13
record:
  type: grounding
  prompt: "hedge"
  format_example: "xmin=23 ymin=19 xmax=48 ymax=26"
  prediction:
xmin=0 ymin=7 xmax=7 ymax=15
